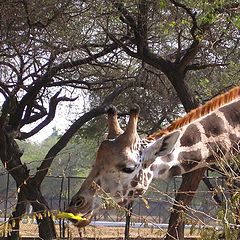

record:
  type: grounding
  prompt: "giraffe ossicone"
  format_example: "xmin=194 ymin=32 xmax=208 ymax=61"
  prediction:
xmin=66 ymin=86 xmax=240 ymax=228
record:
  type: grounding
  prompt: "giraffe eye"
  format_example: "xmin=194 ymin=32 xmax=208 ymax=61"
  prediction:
xmin=121 ymin=165 xmax=136 ymax=174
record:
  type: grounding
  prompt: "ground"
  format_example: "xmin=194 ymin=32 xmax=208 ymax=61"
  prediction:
xmin=0 ymin=223 xmax=200 ymax=239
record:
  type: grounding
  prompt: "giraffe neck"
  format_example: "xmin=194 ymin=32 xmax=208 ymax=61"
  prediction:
xmin=143 ymin=98 xmax=240 ymax=180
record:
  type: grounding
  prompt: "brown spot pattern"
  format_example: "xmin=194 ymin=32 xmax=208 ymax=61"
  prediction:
xmin=200 ymin=113 xmax=225 ymax=138
xmin=178 ymin=150 xmax=202 ymax=171
xmin=219 ymin=100 xmax=240 ymax=128
xmin=158 ymin=168 xmax=167 ymax=175
xmin=128 ymin=190 xmax=134 ymax=197
xmin=147 ymin=172 xmax=152 ymax=179
xmin=134 ymin=189 xmax=144 ymax=196
xmin=150 ymin=164 xmax=157 ymax=171
xmin=180 ymin=124 xmax=201 ymax=147
xmin=123 ymin=184 xmax=128 ymax=196
xmin=130 ymin=178 xmax=138 ymax=187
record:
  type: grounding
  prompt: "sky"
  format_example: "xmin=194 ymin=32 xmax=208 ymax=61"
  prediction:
xmin=24 ymin=115 xmax=70 ymax=142
xmin=24 ymin=98 xmax=85 ymax=142
xmin=0 ymin=92 xmax=87 ymax=143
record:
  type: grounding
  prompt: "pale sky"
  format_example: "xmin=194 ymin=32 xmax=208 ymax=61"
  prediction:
xmin=25 ymin=98 xmax=85 ymax=142
xmin=24 ymin=115 xmax=70 ymax=142
xmin=0 ymin=92 xmax=87 ymax=143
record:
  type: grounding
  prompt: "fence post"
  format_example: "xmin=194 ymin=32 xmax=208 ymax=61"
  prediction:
xmin=4 ymin=172 xmax=10 ymax=222
xmin=59 ymin=176 xmax=64 ymax=238
xmin=124 ymin=201 xmax=133 ymax=240
xmin=67 ymin=177 xmax=70 ymax=204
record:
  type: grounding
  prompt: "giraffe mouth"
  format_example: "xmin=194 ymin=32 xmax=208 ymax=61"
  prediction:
xmin=69 ymin=210 xmax=93 ymax=228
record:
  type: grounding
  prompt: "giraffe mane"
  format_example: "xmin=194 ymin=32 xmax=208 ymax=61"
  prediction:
xmin=148 ymin=86 xmax=240 ymax=140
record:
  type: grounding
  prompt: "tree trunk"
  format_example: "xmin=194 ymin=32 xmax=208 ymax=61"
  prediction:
xmin=0 ymin=128 xmax=56 ymax=239
xmin=167 ymin=69 xmax=199 ymax=112
xmin=7 ymin=192 xmax=27 ymax=240
xmin=165 ymin=71 xmax=202 ymax=240
xmin=29 ymin=186 xmax=57 ymax=240
xmin=165 ymin=168 xmax=206 ymax=240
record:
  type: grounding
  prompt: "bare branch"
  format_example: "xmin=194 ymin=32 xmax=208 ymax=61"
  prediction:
xmin=169 ymin=0 xmax=199 ymax=40
xmin=186 ymin=63 xmax=229 ymax=71
xmin=0 ymin=81 xmax=10 ymax=98
xmin=111 ymin=0 xmax=138 ymax=33
xmin=53 ymin=41 xmax=119 ymax=71
xmin=49 ymin=78 xmax=91 ymax=88
xmin=33 ymin=81 xmax=135 ymax=187
xmin=137 ymin=0 xmax=149 ymax=53
xmin=0 ymin=61 xmax=20 ymax=77
xmin=179 ymin=41 xmax=200 ymax=72
xmin=102 ymin=27 xmax=139 ymax=58
xmin=7 ymin=40 xmax=120 ymax=130
xmin=169 ymin=0 xmax=201 ymax=72
xmin=19 ymin=91 xmax=77 ymax=140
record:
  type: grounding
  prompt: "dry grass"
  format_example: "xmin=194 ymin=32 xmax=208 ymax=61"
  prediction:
xmin=0 ymin=222 xmax=201 ymax=239
xmin=18 ymin=223 xmax=200 ymax=239
xmin=19 ymin=223 xmax=164 ymax=239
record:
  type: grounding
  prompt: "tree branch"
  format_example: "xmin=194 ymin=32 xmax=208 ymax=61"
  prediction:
xmin=53 ymin=41 xmax=119 ymax=71
xmin=7 ymin=40 xmax=120 ymax=131
xmin=33 ymin=81 xmax=135 ymax=187
xmin=186 ymin=62 xmax=229 ymax=71
xmin=169 ymin=0 xmax=199 ymax=40
xmin=19 ymin=91 xmax=77 ymax=140
xmin=111 ymin=0 xmax=138 ymax=33
xmin=137 ymin=0 xmax=149 ymax=54
xmin=169 ymin=0 xmax=201 ymax=72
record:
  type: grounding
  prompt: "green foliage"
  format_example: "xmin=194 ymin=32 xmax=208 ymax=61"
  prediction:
xmin=233 ymin=15 xmax=240 ymax=29
xmin=199 ymin=191 xmax=240 ymax=240
xmin=17 ymin=126 xmax=98 ymax=178
xmin=158 ymin=0 xmax=167 ymax=9
xmin=216 ymin=191 xmax=240 ymax=240
xmin=18 ymin=129 xmax=60 ymax=175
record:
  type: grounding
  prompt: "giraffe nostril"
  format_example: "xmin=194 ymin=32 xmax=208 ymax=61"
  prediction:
xmin=75 ymin=197 xmax=84 ymax=207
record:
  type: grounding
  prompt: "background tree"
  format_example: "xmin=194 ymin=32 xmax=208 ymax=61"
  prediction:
xmin=93 ymin=1 xmax=239 ymax=239
xmin=0 ymin=0 xmax=239 ymax=239
xmin=0 ymin=1 xmax=134 ymax=238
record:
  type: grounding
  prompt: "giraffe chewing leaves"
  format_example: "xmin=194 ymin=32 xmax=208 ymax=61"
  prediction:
xmin=65 ymin=86 xmax=240 ymax=229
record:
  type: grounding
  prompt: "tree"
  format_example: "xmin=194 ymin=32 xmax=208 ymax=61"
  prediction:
xmin=92 ymin=1 xmax=239 ymax=239
xmin=0 ymin=0 xmax=239 ymax=239
xmin=0 ymin=1 xmax=135 ymax=239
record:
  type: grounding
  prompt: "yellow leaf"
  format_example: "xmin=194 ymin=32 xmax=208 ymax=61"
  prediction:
xmin=26 ymin=216 xmax=30 ymax=224
xmin=47 ymin=211 xmax=51 ymax=217
xmin=38 ymin=213 xmax=43 ymax=220
xmin=52 ymin=214 xmax=56 ymax=221
xmin=141 ymin=197 xmax=150 ymax=209
xmin=12 ymin=220 xmax=15 ymax=228
xmin=56 ymin=211 xmax=86 ymax=221
xmin=32 ymin=214 xmax=36 ymax=223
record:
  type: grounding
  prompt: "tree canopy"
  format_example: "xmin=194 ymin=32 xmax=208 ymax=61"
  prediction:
xmin=0 ymin=0 xmax=239 ymax=239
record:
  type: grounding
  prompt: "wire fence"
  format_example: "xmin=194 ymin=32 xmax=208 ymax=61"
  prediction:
xmin=0 ymin=170 xmax=229 ymax=238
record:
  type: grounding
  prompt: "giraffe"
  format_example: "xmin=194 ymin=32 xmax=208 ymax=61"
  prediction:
xmin=66 ymin=86 xmax=240 ymax=228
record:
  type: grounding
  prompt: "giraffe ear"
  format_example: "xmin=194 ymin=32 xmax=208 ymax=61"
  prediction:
xmin=143 ymin=131 xmax=180 ymax=168
xmin=155 ymin=131 xmax=180 ymax=157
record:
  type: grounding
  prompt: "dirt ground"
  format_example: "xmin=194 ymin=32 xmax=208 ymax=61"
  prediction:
xmin=20 ymin=224 xmax=166 ymax=238
xmin=9 ymin=223 xmax=200 ymax=239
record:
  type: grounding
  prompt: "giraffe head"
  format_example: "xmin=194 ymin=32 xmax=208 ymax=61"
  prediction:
xmin=66 ymin=106 xmax=179 ymax=227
